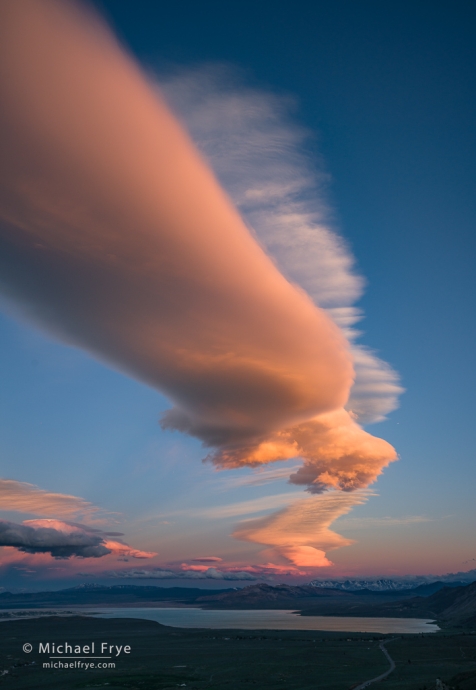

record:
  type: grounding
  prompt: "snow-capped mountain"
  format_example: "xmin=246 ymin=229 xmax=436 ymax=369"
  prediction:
xmin=310 ymin=578 xmax=420 ymax=591
xmin=310 ymin=571 xmax=476 ymax=592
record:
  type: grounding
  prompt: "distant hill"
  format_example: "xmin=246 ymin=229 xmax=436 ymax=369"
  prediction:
xmin=0 ymin=582 xmax=350 ymax=610
xmin=196 ymin=583 xmax=350 ymax=607
xmin=0 ymin=584 xmax=233 ymax=609
xmin=300 ymin=580 xmax=476 ymax=628
xmin=394 ymin=580 xmax=476 ymax=627
xmin=426 ymin=581 xmax=476 ymax=628
xmin=407 ymin=581 xmax=468 ymax=596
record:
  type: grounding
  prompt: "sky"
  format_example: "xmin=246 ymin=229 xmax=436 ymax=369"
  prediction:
xmin=0 ymin=0 xmax=475 ymax=590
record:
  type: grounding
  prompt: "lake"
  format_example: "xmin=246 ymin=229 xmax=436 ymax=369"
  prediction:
xmin=93 ymin=607 xmax=439 ymax=634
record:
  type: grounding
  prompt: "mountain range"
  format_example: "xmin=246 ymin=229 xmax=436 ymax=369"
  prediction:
xmin=309 ymin=578 xmax=471 ymax=592
xmin=301 ymin=581 xmax=476 ymax=628
xmin=2 ymin=580 xmax=476 ymax=627
xmin=0 ymin=584 xmax=232 ymax=608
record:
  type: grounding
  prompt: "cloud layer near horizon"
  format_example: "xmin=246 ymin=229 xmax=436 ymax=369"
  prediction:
xmin=105 ymin=567 xmax=256 ymax=581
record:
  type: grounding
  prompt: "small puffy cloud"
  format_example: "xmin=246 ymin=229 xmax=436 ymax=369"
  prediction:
xmin=102 ymin=540 xmax=156 ymax=560
xmin=181 ymin=563 xmax=211 ymax=571
xmin=190 ymin=556 xmax=222 ymax=563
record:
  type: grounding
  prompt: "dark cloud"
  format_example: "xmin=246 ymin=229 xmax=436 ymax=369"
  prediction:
xmin=0 ymin=519 xmax=110 ymax=559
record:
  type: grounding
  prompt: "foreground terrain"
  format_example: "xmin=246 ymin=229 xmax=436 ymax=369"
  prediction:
xmin=0 ymin=615 xmax=476 ymax=690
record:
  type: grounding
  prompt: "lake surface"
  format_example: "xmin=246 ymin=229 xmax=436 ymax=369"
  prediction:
xmin=93 ymin=607 xmax=439 ymax=634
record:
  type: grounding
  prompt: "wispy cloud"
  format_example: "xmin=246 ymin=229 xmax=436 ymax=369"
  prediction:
xmin=335 ymin=515 xmax=433 ymax=529
xmin=197 ymin=492 xmax=304 ymax=519
xmin=160 ymin=64 xmax=404 ymax=425
xmin=224 ymin=465 xmax=303 ymax=488
xmin=160 ymin=65 xmax=363 ymax=310
xmin=346 ymin=346 xmax=404 ymax=424
xmin=0 ymin=478 xmax=113 ymax=524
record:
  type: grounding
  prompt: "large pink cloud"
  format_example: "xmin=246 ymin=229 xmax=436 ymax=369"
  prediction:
xmin=0 ymin=0 xmax=352 ymax=451
xmin=0 ymin=0 xmax=398 ymax=566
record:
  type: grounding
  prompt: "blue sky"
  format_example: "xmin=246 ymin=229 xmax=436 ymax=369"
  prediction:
xmin=0 ymin=0 xmax=475 ymax=588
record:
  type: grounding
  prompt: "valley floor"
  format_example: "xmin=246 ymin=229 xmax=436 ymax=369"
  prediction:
xmin=0 ymin=616 xmax=475 ymax=689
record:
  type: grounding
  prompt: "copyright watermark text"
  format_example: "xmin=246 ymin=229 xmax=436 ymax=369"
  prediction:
xmin=21 ymin=640 xmax=130 ymax=671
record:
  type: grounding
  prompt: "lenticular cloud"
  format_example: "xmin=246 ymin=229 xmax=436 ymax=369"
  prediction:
xmin=160 ymin=65 xmax=403 ymax=425
xmin=234 ymin=490 xmax=371 ymax=567
xmin=0 ymin=0 xmax=398 ymax=566
xmin=0 ymin=0 xmax=352 ymax=449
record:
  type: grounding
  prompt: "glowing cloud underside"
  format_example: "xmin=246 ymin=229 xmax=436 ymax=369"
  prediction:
xmin=0 ymin=0 xmax=398 ymax=568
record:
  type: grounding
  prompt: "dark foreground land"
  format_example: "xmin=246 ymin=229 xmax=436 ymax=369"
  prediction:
xmin=1 ymin=615 xmax=476 ymax=690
